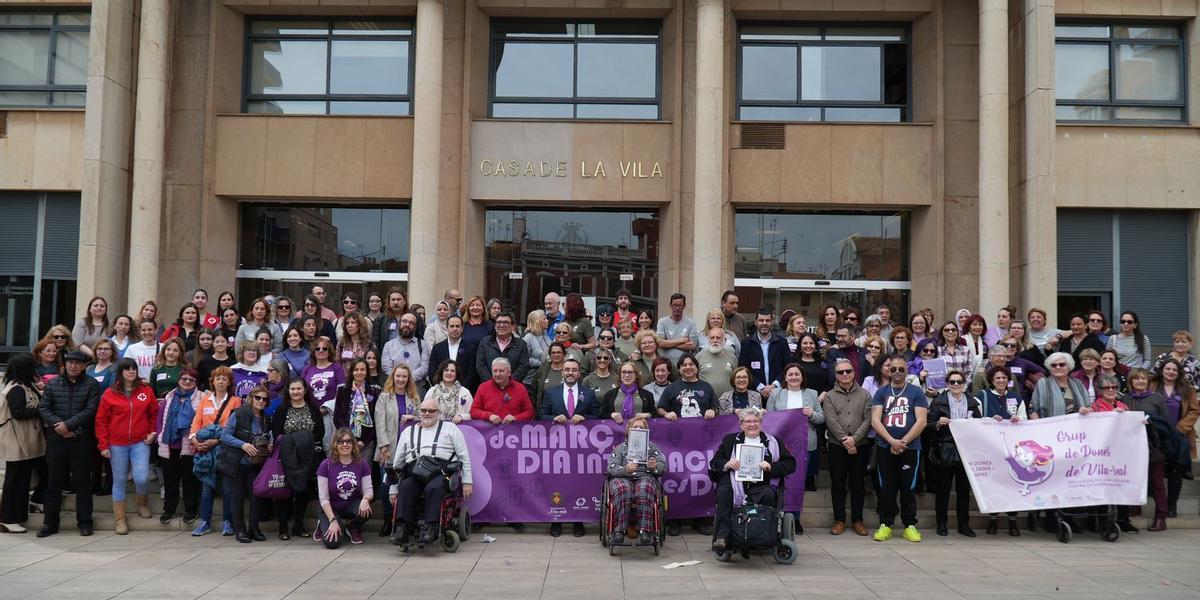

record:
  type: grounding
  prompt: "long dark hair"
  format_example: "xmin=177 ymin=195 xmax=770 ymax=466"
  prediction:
xmin=176 ymin=302 xmax=200 ymax=329
xmin=110 ymin=358 xmax=142 ymax=390
xmin=3 ymin=354 xmax=37 ymax=388
xmin=564 ymin=293 xmax=587 ymax=323
xmin=1120 ymin=311 xmax=1149 ymax=358
xmin=795 ymin=332 xmax=824 ymax=361
xmin=80 ymin=296 xmax=109 ymax=336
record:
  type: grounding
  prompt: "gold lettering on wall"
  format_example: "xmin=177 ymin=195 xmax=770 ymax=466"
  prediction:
xmin=480 ymin=159 xmax=664 ymax=179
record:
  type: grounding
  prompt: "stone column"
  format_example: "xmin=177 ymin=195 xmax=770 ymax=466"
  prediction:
xmin=77 ymin=0 xmax=136 ymax=311
xmin=691 ymin=0 xmax=725 ymax=309
xmin=1019 ymin=0 xmax=1058 ymax=320
xmin=126 ymin=0 xmax=171 ymax=311
xmin=977 ymin=0 xmax=1008 ymax=318
xmin=408 ymin=0 xmax=445 ymax=307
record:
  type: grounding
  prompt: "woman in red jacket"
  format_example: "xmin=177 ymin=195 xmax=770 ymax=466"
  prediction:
xmin=95 ymin=358 xmax=159 ymax=534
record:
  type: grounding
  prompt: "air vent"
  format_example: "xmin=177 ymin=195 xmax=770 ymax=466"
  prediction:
xmin=0 ymin=112 xmax=7 ymax=138
xmin=740 ymin=123 xmax=784 ymax=149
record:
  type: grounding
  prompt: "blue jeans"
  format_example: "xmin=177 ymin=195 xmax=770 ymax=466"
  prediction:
xmin=200 ymin=477 xmax=232 ymax=523
xmin=108 ymin=443 xmax=150 ymax=502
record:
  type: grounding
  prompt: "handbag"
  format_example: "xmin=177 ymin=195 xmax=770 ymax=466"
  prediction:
xmin=402 ymin=421 xmax=453 ymax=484
xmin=252 ymin=441 xmax=291 ymax=500
xmin=249 ymin=432 xmax=272 ymax=465
xmin=929 ymin=436 xmax=961 ymax=468
xmin=730 ymin=503 xmax=777 ymax=549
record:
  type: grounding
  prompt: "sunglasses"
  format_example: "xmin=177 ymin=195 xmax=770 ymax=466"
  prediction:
xmin=1088 ymin=318 xmax=1102 ymax=323
xmin=867 ymin=346 xmax=882 ymax=351
xmin=277 ymin=304 xmax=291 ymax=310
xmin=921 ymin=348 xmax=937 ymax=354
xmin=1120 ymin=319 xmax=1136 ymax=324
xmin=845 ymin=316 xmax=859 ymax=322
xmin=943 ymin=328 xmax=956 ymax=333
xmin=888 ymin=367 xmax=907 ymax=374
xmin=947 ymin=380 xmax=964 ymax=386
xmin=336 ymin=439 xmax=354 ymax=445
xmin=52 ymin=335 xmax=66 ymax=340
xmin=1100 ymin=385 xmax=1119 ymax=390
xmin=597 ymin=356 xmax=611 ymax=361
xmin=450 ymin=297 xmax=462 ymax=302
xmin=315 ymin=347 xmax=330 ymax=352
xmin=1002 ymin=343 xmax=1017 ymax=348
xmin=599 ymin=336 xmax=614 ymax=341
xmin=419 ymin=408 xmax=439 ymax=414
xmin=835 ymin=369 xmax=854 ymax=375
xmin=304 ymin=302 xmax=316 ymax=307
xmin=1050 ymin=363 xmax=1067 ymax=368
xmin=343 ymin=299 xmax=357 ymax=305
xmin=252 ymin=395 xmax=269 ymax=401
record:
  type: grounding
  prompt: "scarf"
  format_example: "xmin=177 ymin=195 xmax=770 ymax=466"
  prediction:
xmin=1035 ymin=377 xmax=1088 ymax=417
xmin=161 ymin=388 xmax=196 ymax=446
xmin=619 ymin=382 xmax=639 ymax=419
xmin=430 ymin=382 xmax=462 ymax=416
xmin=349 ymin=385 xmax=373 ymax=438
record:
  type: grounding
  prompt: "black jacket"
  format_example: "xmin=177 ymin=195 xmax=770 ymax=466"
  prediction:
xmin=278 ymin=428 xmax=317 ymax=493
xmin=926 ymin=392 xmax=982 ymax=446
xmin=708 ymin=430 xmax=796 ymax=493
xmin=474 ymin=335 xmax=531 ymax=385
xmin=270 ymin=400 xmax=325 ymax=442
xmin=372 ymin=313 xmax=404 ymax=356
xmin=1066 ymin=333 xmax=1106 ymax=367
xmin=38 ymin=374 xmax=101 ymax=439
xmin=428 ymin=338 xmax=478 ymax=390
xmin=738 ymin=332 xmax=791 ymax=390
xmin=218 ymin=404 xmax=267 ymax=477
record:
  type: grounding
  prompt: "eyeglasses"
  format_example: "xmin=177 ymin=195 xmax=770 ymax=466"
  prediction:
xmin=597 ymin=356 xmax=611 ymax=361
xmin=450 ymin=297 xmax=462 ymax=302
xmin=496 ymin=321 xmax=512 ymax=327
xmin=1100 ymin=385 xmax=1119 ymax=390
xmin=921 ymin=348 xmax=937 ymax=355
xmin=418 ymin=408 xmax=439 ymax=414
xmin=179 ymin=377 xmax=196 ymax=382
xmin=844 ymin=316 xmax=859 ymax=322
xmin=252 ymin=395 xmax=269 ymax=401
xmin=835 ymin=369 xmax=854 ymax=375
xmin=1120 ymin=319 xmax=1136 ymax=324
xmin=947 ymin=380 xmax=964 ymax=386
xmin=1088 ymin=318 xmax=1102 ymax=323
xmin=1002 ymin=343 xmax=1017 ymax=348
xmin=343 ymin=300 xmax=357 ymax=306
xmin=336 ymin=439 xmax=354 ymax=445
xmin=315 ymin=347 xmax=330 ymax=352
xmin=304 ymin=302 xmax=316 ymax=307
xmin=1050 ymin=363 xmax=1067 ymax=369
xmin=555 ymin=330 xmax=569 ymax=335
xmin=942 ymin=328 xmax=956 ymax=334
xmin=888 ymin=367 xmax=907 ymax=374
xmin=867 ymin=346 xmax=882 ymax=351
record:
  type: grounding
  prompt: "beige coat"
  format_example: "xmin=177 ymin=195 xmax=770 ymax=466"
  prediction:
xmin=0 ymin=382 xmax=46 ymax=461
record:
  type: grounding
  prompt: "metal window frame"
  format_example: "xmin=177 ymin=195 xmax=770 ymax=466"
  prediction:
xmin=237 ymin=202 xmax=413 ymax=275
xmin=487 ymin=18 xmax=663 ymax=120
xmin=1054 ymin=20 xmax=1187 ymax=125
xmin=735 ymin=21 xmax=912 ymax=123
xmin=732 ymin=209 xmax=911 ymax=282
xmin=0 ymin=11 xmax=90 ymax=108
xmin=241 ymin=16 xmax=415 ymax=115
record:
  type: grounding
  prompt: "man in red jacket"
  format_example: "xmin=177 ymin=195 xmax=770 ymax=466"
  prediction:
xmin=470 ymin=357 xmax=534 ymax=424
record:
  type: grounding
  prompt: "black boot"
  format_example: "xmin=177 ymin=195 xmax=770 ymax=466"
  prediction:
xmin=1117 ymin=519 xmax=1139 ymax=533
xmin=986 ymin=518 xmax=998 ymax=535
xmin=936 ymin=522 xmax=948 ymax=536
xmin=1007 ymin=519 xmax=1020 ymax=536
xmin=390 ymin=521 xmax=409 ymax=545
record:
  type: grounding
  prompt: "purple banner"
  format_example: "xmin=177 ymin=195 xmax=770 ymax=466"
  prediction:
xmin=459 ymin=410 xmax=809 ymax=523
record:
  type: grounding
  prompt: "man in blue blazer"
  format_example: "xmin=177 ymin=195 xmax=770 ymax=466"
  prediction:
xmin=538 ymin=358 xmax=598 ymax=537
xmin=738 ymin=307 xmax=791 ymax=401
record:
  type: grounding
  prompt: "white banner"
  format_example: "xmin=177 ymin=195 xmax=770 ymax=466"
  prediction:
xmin=948 ymin=411 xmax=1149 ymax=513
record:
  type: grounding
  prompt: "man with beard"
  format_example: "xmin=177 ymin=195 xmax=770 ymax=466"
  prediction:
xmin=738 ymin=308 xmax=790 ymax=401
xmin=311 ymin=285 xmax=338 ymax=322
xmin=612 ymin=288 xmax=637 ymax=331
xmin=372 ymin=287 xmax=408 ymax=351
xmin=697 ymin=328 xmax=738 ymax=398
xmin=381 ymin=312 xmax=431 ymax=388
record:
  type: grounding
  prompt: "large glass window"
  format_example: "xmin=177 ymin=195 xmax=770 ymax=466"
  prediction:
xmin=244 ymin=19 xmax=413 ymax=115
xmin=1055 ymin=23 xmax=1185 ymax=123
xmin=737 ymin=24 xmax=908 ymax=122
xmin=0 ymin=193 xmax=78 ymax=362
xmin=734 ymin=211 xmax=908 ymax=281
xmin=485 ymin=209 xmax=659 ymax=321
xmin=238 ymin=204 xmax=410 ymax=273
xmin=489 ymin=21 xmax=660 ymax=120
xmin=0 ymin=12 xmax=89 ymax=108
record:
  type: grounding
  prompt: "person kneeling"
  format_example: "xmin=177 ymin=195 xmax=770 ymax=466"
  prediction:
xmin=315 ymin=427 xmax=374 ymax=548
xmin=709 ymin=407 xmax=796 ymax=552
xmin=606 ymin=415 xmax=667 ymax=545
xmin=388 ymin=398 xmax=473 ymax=546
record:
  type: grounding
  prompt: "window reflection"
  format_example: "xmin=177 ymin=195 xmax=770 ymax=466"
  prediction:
xmin=484 ymin=210 xmax=659 ymax=320
xmin=239 ymin=205 xmax=411 ymax=273
xmin=734 ymin=212 xmax=908 ymax=281
xmin=0 ymin=13 xmax=89 ymax=108
xmin=1054 ymin=21 xmax=1184 ymax=123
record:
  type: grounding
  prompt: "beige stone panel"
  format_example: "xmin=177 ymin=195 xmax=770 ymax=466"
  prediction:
xmin=780 ymin=124 xmax=831 ymax=203
xmin=213 ymin=116 xmax=267 ymax=196
xmin=1122 ymin=130 xmax=1168 ymax=208
xmin=1121 ymin=0 xmax=1164 ymax=15
xmin=165 ymin=109 xmax=205 ymax=187
xmin=441 ymin=38 xmax=465 ymax=116
xmin=313 ymin=118 xmax=367 ymax=197
xmin=0 ymin=112 xmax=37 ymax=188
xmin=31 ymin=113 xmax=78 ymax=190
xmin=1082 ymin=128 xmax=1126 ymax=207
xmin=469 ymin=121 xmax=572 ymax=200
xmin=1054 ymin=128 xmax=1087 ymax=206
xmin=883 ymin=0 xmax=934 ymax=12
xmin=943 ymin=120 xmax=979 ymax=198
xmin=730 ymin=149 xmax=781 ymax=203
xmin=171 ymin=35 xmax=210 ymax=113
xmin=1163 ymin=131 xmax=1200 ymax=204
xmin=1082 ymin=0 xmax=1124 ymax=14
xmin=830 ymin=125 xmax=883 ymax=204
xmin=573 ymin=123 xmax=624 ymax=201
xmin=908 ymin=203 xmax=944 ymax=319
xmin=363 ymin=118 xmax=414 ymax=198
xmin=162 ymin=185 xmax=204 ymax=259
xmin=263 ymin=118 xmax=318 ymax=196
xmin=620 ymin=123 xmax=672 ymax=200
xmin=211 ymin=5 xmax=245 ymax=114
xmin=882 ymin=126 xmax=933 ymax=204
xmin=943 ymin=0 xmax=979 ymax=46
xmin=1057 ymin=0 xmax=1084 ymax=13
xmin=943 ymin=45 xmax=979 ymax=121
xmin=91 ymin=72 xmax=135 ymax=164
xmin=942 ymin=196 xmax=980 ymax=310
xmin=79 ymin=159 xmax=131 ymax=296
xmin=1162 ymin=0 xmax=1198 ymax=16
xmin=68 ymin=111 xmax=86 ymax=187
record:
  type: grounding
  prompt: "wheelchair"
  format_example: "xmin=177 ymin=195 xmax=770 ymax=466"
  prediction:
xmin=713 ymin=478 xmax=798 ymax=565
xmin=385 ymin=461 xmax=472 ymax=553
xmin=598 ymin=474 xmax=666 ymax=556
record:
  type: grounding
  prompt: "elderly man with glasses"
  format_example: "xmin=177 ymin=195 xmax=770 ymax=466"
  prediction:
xmin=388 ymin=398 xmax=473 ymax=546
xmin=820 ymin=357 xmax=873 ymax=536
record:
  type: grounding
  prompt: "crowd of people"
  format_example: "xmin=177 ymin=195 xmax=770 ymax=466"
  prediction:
xmin=0 ymin=285 xmax=1195 ymax=550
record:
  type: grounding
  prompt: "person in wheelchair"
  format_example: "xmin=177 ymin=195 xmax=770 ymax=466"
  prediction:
xmin=709 ymin=406 xmax=796 ymax=552
xmin=605 ymin=414 xmax=667 ymax=546
xmin=387 ymin=397 xmax=473 ymax=546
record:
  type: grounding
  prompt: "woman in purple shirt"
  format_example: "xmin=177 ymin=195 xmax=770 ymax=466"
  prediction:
xmin=315 ymin=427 xmax=374 ymax=548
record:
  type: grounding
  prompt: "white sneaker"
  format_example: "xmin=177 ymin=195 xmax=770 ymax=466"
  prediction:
xmin=1 ymin=523 xmax=27 ymax=533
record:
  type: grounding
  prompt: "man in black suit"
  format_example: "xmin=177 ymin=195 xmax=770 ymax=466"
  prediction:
xmin=538 ymin=358 xmax=598 ymax=537
xmin=427 ymin=315 xmax=478 ymax=391
xmin=738 ymin=307 xmax=791 ymax=402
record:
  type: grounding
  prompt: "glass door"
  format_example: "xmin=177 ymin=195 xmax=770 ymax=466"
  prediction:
xmin=734 ymin=281 xmax=910 ymax=333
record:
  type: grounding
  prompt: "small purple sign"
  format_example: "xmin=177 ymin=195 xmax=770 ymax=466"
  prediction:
xmin=459 ymin=410 xmax=809 ymax=523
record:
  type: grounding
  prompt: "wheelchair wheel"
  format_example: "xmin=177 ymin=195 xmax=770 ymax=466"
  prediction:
xmin=458 ymin=504 xmax=471 ymax=541
xmin=782 ymin=513 xmax=796 ymax=540
xmin=774 ymin=539 xmax=798 ymax=565
xmin=609 ymin=542 xmax=617 ymax=556
xmin=442 ymin=529 xmax=461 ymax=553
xmin=652 ymin=540 xmax=660 ymax=556
xmin=1056 ymin=520 xmax=1073 ymax=544
xmin=1102 ymin=521 xmax=1120 ymax=543
xmin=714 ymin=549 xmax=733 ymax=562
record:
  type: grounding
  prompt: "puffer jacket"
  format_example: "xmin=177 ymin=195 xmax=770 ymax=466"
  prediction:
xmin=38 ymin=374 xmax=101 ymax=439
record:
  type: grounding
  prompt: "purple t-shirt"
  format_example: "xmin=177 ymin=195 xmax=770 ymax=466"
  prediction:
xmin=317 ymin=458 xmax=372 ymax=514
xmin=302 ymin=363 xmax=346 ymax=404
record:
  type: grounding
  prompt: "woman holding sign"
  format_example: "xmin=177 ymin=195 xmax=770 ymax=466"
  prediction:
xmin=709 ymin=407 xmax=796 ymax=553
xmin=975 ymin=366 xmax=1025 ymax=536
xmin=604 ymin=415 xmax=667 ymax=546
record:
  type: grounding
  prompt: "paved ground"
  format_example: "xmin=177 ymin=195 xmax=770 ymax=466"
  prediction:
xmin=0 ymin=525 xmax=1197 ymax=600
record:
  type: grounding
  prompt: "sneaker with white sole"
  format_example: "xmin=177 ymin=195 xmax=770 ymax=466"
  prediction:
xmin=873 ymin=524 xmax=893 ymax=541
xmin=191 ymin=521 xmax=212 ymax=536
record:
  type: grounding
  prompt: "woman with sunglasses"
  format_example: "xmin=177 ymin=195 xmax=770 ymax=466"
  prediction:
xmin=0 ymin=354 xmax=47 ymax=533
xmin=95 ymin=358 xmax=158 ymax=534
xmin=301 ymin=295 xmax=337 ymax=341
xmin=237 ymin=298 xmax=282 ymax=354
xmin=1106 ymin=311 xmax=1152 ymax=370
xmin=592 ymin=326 xmax=626 ymax=364
xmin=335 ymin=292 xmax=370 ymax=342
xmin=1123 ymin=368 xmax=1170 ymax=531
xmin=271 ymin=296 xmax=295 ymax=330
xmin=1153 ymin=359 xmax=1197 ymax=518
xmin=927 ymin=370 xmax=980 ymax=537
xmin=271 ymin=379 xmax=325 ymax=539
xmin=301 ymin=336 xmax=346 ymax=411
xmin=1086 ymin=311 xmax=1111 ymax=345
xmin=975 ymin=367 xmax=1025 ymax=535
xmin=219 ymin=384 xmax=272 ymax=542
xmin=602 ymin=361 xmax=657 ymax=423
xmin=155 ymin=368 xmax=203 ymax=524
xmin=42 ymin=325 xmax=76 ymax=371
xmin=315 ymin=427 xmax=374 ymax=548
xmin=937 ymin=322 xmax=976 ymax=387
xmin=583 ymin=348 xmax=620 ymax=399
xmin=1089 ymin=374 xmax=1139 ymax=533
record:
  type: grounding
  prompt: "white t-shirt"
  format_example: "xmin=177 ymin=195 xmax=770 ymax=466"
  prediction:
xmin=123 ymin=341 xmax=159 ymax=380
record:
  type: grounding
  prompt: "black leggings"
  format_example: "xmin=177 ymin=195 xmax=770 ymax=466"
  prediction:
xmin=316 ymin=506 xmax=368 ymax=549
xmin=159 ymin=449 xmax=199 ymax=517
xmin=225 ymin=465 xmax=262 ymax=534
xmin=276 ymin=488 xmax=311 ymax=532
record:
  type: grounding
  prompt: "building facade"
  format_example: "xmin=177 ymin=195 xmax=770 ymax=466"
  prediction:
xmin=0 ymin=0 xmax=1197 ymax=356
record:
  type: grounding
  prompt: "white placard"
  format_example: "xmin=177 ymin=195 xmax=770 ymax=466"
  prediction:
xmin=735 ymin=443 xmax=765 ymax=482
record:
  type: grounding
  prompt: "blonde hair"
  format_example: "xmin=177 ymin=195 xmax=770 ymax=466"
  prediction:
xmin=384 ymin=364 xmax=419 ymax=401
xmin=525 ymin=309 xmax=548 ymax=336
